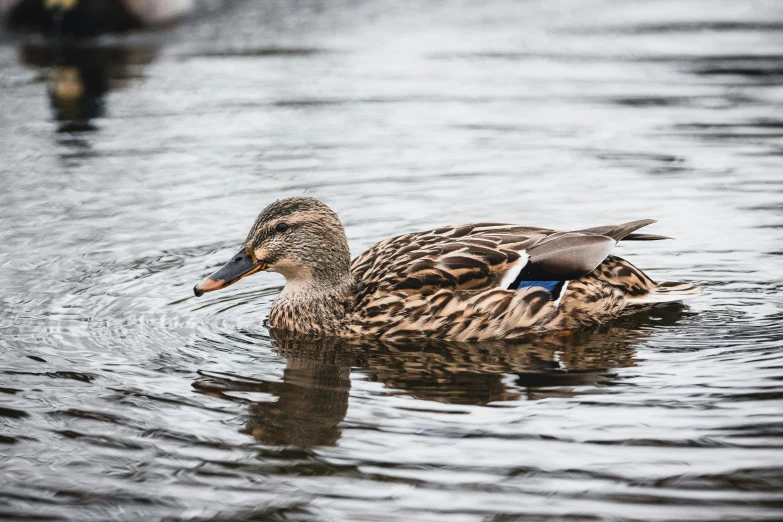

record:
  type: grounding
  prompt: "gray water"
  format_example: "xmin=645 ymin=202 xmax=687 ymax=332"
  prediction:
xmin=1 ymin=1 xmax=783 ymax=520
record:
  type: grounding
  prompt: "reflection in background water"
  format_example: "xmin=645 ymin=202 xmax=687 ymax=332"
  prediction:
xmin=21 ymin=43 xmax=158 ymax=130
xmin=1 ymin=0 xmax=782 ymax=520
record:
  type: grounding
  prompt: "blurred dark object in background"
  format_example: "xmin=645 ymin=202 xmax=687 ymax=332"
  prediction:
xmin=1 ymin=0 xmax=191 ymax=37
xmin=21 ymin=43 xmax=158 ymax=131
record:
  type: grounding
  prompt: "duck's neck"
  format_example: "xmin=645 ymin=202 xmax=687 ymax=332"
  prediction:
xmin=269 ymin=274 xmax=354 ymax=336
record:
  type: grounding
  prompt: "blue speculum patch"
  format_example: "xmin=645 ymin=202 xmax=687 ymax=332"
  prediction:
xmin=514 ymin=280 xmax=561 ymax=292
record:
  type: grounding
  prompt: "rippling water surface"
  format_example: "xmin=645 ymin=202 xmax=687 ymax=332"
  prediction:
xmin=1 ymin=1 xmax=782 ymax=520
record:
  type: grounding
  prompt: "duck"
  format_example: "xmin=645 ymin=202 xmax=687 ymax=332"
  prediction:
xmin=2 ymin=0 xmax=192 ymax=37
xmin=194 ymin=197 xmax=700 ymax=341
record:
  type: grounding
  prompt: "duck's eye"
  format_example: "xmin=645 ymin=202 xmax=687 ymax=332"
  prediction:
xmin=275 ymin=222 xmax=289 ymax=233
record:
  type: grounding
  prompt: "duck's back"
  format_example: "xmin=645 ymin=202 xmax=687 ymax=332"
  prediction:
xmin=351 ymin=223 xmax=553 ymax=299
xmin=347 ymin=221 xmax=698 ymax=340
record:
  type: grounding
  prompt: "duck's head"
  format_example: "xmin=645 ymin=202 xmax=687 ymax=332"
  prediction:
xmin=194 ymin=197 xmax=351 ymax=297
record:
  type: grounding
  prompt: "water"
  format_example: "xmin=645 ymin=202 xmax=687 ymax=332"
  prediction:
xmin=1 ymin=1 xmax=782 ymax=520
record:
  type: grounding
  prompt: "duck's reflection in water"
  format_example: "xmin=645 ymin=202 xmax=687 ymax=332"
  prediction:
xmin=193 ymin=304 xmax=690 ymax=446
xmin=20 ymin=43 xmax=159 ymax=132
xmin=194 ymin=344 xmax=352 ymax=447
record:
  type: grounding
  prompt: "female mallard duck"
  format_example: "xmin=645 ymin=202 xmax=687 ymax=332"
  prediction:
xmin=194 ymin=197 xmax=699 ymax=341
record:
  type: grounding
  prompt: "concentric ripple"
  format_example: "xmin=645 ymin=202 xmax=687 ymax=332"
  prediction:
xmin=1 ymin=0 xmax=783 ymax=521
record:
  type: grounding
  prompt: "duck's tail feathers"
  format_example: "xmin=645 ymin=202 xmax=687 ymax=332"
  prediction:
xmin=576 ymin=219 xmax=672 ymax=242
xmin=623 ymin=232 xmax=673 ymax=241
xmin=627 ymin=280 xmax=703 ymax=306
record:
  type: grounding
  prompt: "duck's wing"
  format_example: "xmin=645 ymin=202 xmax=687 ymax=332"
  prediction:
xmin=351 ymin=220 xmax=664 ymax=298
xmin=352 ymin=223 xmax=547 ymax=297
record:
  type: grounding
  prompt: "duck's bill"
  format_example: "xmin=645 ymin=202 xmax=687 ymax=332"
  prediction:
xmin=194 ymin=248 xmax=266 ymax=297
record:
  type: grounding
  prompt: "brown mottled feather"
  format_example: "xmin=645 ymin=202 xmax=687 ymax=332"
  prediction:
xmin=341 ymin=223 xmax=695 ymax=340
xmin=351 ymin=224 xmax=549 ymax=299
